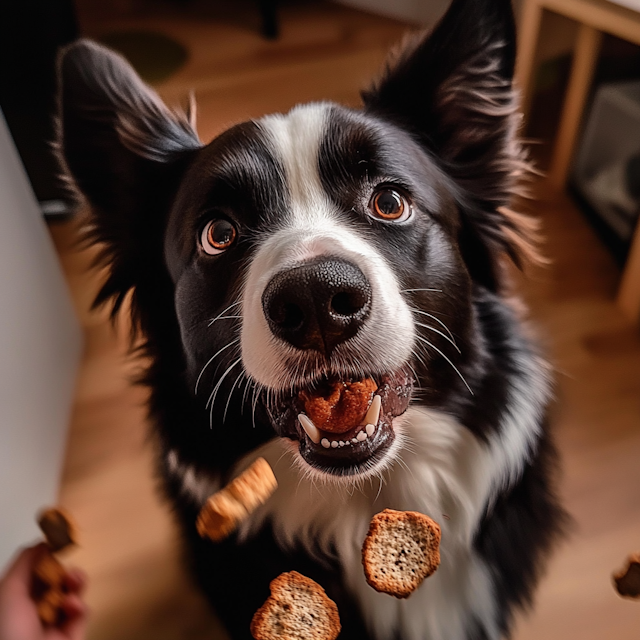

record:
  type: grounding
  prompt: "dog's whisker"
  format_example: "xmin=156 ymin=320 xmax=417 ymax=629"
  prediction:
xmin=372 ymin=471 xmax=384 ymax=503
xmin=414 ymin=322 xmax=461 ymax=353
xmin=240 ymin=375 xmax=253 ymax=415
xmin=409 ymin=307 xmax=457 ymax=343
xmin=251 ymin=382 xmax=262 ymax=430
xmin=401 ymin=288 xmax=443 ymax=293
xmin=206 ymin=356 xmax=243 ymax=423
xmin=195 ymin=338 xmax=240 ymax=394
xmin=207 ymin=315 xmax=242 ymax=327
xmin=206 ymin=301 xmax=243 ymax=328
xmin=415 ymin=335 xmax=474 ymax=395
xmin=223 ymin=369 xmax=246 ymax=424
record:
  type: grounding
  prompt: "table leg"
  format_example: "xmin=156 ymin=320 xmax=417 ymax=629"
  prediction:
xmin=617 ymin=221 xmax=640 ymax=324
xmin=515 ymin=0 xmax=544 ymax=123
xmin=548 ymin=23 xmax=602 ymax=189
xmin=259 ymin=0 xmax=279 ymax=39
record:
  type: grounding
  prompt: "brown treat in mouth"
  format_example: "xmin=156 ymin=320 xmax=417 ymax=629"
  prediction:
xmin=299 ymin=378 xmax=377 ymax=434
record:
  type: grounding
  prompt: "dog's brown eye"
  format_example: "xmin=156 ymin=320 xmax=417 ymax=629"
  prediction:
xmin=201 ymin=219 xmax=237 ymax=255
xmin=370 ymin=189 xmax=410 ymax=222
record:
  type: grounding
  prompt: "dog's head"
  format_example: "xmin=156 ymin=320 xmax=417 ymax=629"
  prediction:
xmin=59 ymin=0 xmax=534 ymax=481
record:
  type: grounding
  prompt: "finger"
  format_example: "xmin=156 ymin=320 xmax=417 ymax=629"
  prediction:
xmin=60 ymin=593 xmax=87 ymax=620
xmin=58 ymin=595 xmax=89 ymax=640
xmin=62 ymin=568 xmax=88 ymax=594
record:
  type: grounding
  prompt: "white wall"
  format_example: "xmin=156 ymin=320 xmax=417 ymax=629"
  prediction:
xmin=0 ymin=112 xmax=82 ymax=568
xmin=335 ymin=0 xmax=451 ymax=26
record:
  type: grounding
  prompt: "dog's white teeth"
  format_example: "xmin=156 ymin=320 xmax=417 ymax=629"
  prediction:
xmin=351 ymin=437 xmax=358 ymax=444
xmin=331 ymin=440 xmax=339 ymax=448
xmin=339 ymin=441 xmax=345 ymax=447
xmin=298 ymin=414 xmax=321 ymax=444
xmin=365 ymin=423 xmax=376 ymax=437
xmin=362 ymin=395 xmax=381 ymax=427
xmin=321 ymin=438 xmax=331 ymax=449
xmin=357 ymin=430 xmax=367 ymax=442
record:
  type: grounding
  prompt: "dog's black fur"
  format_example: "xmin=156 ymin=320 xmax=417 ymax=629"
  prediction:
xmin=58 ymin=0 xmax=566 ymax=638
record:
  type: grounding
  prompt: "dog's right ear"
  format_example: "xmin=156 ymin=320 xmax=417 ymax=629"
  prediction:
xmin=58 ymin=39 xmax=201 ymax=315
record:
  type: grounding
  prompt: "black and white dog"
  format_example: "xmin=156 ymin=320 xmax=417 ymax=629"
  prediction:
xmin=58 ymin=0 xmax=566 ymax=637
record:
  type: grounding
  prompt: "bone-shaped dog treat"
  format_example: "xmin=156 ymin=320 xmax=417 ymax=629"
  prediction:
xmin=362 ymin=509 xmax=441 ymax=599
xmin=33 ymin=508 xmax=78 ymax=625
xmin=197 ymin=457 xmax=278 ymax=542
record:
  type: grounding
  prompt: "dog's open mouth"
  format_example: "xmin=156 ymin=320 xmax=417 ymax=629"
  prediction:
xmin=270 ymin=369 xmax=414 ymax=476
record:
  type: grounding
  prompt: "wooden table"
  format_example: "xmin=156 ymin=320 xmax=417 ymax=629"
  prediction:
xmin=516 ymin=0 xmax=640 ymax=323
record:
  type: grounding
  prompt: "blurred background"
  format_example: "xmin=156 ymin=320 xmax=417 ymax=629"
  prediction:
xmin=0 ymin=0 xmax=639 ymax=638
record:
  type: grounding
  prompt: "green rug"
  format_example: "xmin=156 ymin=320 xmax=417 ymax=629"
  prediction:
xmin=99 ymin=31 xmax=188 ymax=84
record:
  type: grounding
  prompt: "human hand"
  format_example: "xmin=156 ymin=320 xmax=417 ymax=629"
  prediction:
xmin=0 ymin=544 xmax=87 ymax=640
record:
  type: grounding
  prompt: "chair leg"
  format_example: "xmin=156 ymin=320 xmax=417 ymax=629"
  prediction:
xmin=259 ymin=0 xmax=278 ymax=39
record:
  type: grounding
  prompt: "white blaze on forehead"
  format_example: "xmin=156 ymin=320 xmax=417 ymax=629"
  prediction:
xmin=260 ymin=103 xmax=331 ymax=216
xmin=240 ymin=103 xmax=415 ymax=390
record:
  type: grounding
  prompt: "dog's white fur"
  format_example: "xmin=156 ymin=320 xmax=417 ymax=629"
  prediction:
xmin=165 ymin=104 xmax=552 ymax=640
xmin=240 ymin=104 xmax=415 ymax=392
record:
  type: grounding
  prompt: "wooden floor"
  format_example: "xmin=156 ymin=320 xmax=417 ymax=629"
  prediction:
xmin=50 ymin=1 xmax=640 ymax=638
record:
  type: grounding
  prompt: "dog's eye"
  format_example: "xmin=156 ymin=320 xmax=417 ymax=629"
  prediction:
xmin=200 ymin=219 xmax=237 ymax=255
xmin=369 ymin=189 xmax=411 ymax=222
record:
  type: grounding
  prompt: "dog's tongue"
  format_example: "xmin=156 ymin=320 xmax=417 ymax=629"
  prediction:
xmin=299 ymin=378 xmax=377 ymax=434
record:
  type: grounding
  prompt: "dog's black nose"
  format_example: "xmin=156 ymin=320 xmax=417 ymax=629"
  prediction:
xmin=262 ymin=259 xmax=372 ymax=355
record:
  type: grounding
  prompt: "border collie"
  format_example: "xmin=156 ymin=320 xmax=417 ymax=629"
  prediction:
xmin=57 ymin=0 xmax=566 ymax=637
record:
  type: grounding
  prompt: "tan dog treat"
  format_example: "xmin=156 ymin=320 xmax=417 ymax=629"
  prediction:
xmin=300 ymin=378 xmax=377 ymax=433
xmin=33 ymin=507 xmax=80 ymax=625
xmin=250 ymin=571 xmax=341 ymax=640
xmin=613 ymin=553 xmax=640 ymax=599
xmin=37 ymin=508 xmax=77 ymax=553
xmin=362 ymin=509 xmax=441 ymax=599
xmin=197 ymin=457 xmax=277 ymax=542
xmin=32 ymin=552 xmax=67 ymax=626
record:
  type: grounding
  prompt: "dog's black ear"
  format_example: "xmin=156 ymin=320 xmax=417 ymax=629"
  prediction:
xmin=58 ymin=39 xmax=201 ymax=315
xmin=363 ymin=0 xmax=538 ymax=288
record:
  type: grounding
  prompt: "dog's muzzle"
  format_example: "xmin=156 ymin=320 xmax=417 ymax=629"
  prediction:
xmin=259 ymin=257 xmax=413 ymax=476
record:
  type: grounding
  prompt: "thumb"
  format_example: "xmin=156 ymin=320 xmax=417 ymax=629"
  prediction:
xmin=1 ymin=543 xmax=49 ymax=594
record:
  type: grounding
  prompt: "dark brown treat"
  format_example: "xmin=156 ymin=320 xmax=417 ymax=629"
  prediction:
xmin=37 ymin=508 xmax=77 ymax=552
xmin=362 ymin=509 xmax=441 ymax=599
xmin=31 ymin=551 xmax=67 ymax=626
xmin=36 ymin=588 xmax=66 ymax=626
xmin=300 ymin=378 xmax=377 ymax=434
xmin=613 ymin=553 xmax=640 ymax=599
xmin=250 ymin=571 xmax=341 ymax=640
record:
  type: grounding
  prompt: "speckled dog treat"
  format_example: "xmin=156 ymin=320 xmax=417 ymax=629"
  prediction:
xmin=362 ymin=509 xmax=441 ymax=599
xmin=251 ymin=571 xmax=341 ymax=640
